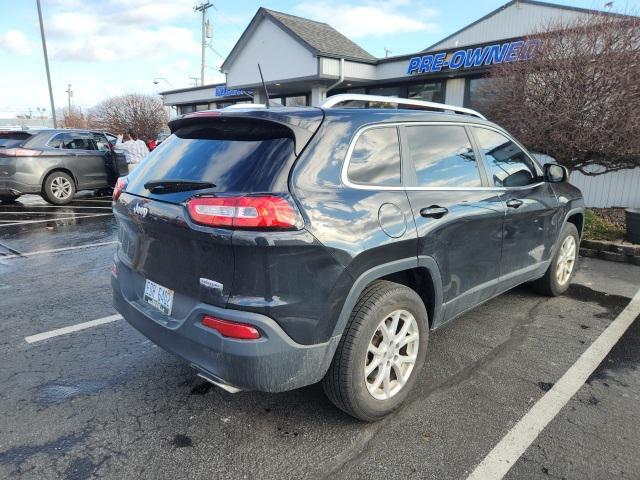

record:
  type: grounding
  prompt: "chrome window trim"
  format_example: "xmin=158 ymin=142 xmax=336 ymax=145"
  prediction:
xmin=341 ymin=121 xmax=544 ymax=192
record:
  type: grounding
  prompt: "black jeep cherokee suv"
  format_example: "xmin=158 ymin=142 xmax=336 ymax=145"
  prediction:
xmin=111 ymin=95 xmax=584 ymax=421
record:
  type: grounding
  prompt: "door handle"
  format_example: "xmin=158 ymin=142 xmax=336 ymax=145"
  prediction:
xmin=420 ymin=206 xmax=448 ymax=219
xmin=506 ymin=199 xmax=524 ymax=209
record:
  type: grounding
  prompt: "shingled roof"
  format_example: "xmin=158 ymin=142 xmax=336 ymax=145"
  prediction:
xmin=263 ymin=9 xmax=376 ymax=62
xmin=222 ymin=8 xmax=376 ymax=70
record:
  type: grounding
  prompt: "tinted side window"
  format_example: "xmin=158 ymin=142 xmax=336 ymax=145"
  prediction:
xmin=49 ymin=133 xmax=98 ymax=150
xmin=405 ymin=125 xmax=481 ymax=188
xmin=347 ymin=127 xmax=401 ymax=186
xmin=92 ymin=133 xmax=111 ymax=151
xmin=473 ymin=128 xmax=538 ymax=187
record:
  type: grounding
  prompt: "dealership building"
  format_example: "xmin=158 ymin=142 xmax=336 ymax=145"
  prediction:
xmin=160 ymin=0 xmax=619 ymax=115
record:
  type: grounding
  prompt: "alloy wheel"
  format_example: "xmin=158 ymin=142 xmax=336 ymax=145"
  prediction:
xmin=365 ymin=309 xmax=420 ymax=400
xmin=51 ymin=176 xmax=72 ymax=200
xmin=556 ymin=235 xmax=576 ymax=286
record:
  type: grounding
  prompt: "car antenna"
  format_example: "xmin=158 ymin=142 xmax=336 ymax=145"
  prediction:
xmin=257 ymin=63 xmax=270 ymax=108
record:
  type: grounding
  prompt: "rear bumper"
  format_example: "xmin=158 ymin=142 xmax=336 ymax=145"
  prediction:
xmin=112 ymin=272 xmax=340 ymax=393
xmin=0 ymin=159 xmax=42 ymax=195
xmin=0 ymin=178 xmax=40 ymax=196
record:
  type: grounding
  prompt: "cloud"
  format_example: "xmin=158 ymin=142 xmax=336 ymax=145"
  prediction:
xmin=0 ymin=30 xmax=34 ymax=56
xmin=293 ymin=0 xmax=438 ymax=38
xmin=28 ymin=0 xmax=225 ymax=65
xmin=51 ymin=26 xmax=199 ymax=62
xmin=44 ymin=0 xmax=198 ymax=62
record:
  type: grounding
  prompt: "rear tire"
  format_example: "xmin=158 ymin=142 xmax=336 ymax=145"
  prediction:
xmin=323 ymin=280 xmax=429 ymax=422
xmin=531 ymin=223 xmax=579 ymax=296
xmin=43 ymin=172 xmax=76 ymax=205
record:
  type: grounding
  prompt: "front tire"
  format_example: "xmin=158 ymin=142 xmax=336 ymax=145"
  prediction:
xmin=531 ymin=222 xmax=579 ymax=296
xmin=43 ymin=172 xmax=76 ymax=205
xmin=323 ymin=280 xmax=429 ymax=422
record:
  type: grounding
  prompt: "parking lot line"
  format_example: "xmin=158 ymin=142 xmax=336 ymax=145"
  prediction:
xmin=0 ymin=241 xmax=118 ymax=260
xmin=466 ymin=286 xmax=640 ymax=480
xmin=0 ymin=213 xmax=112 ymax=228
xmin=0 ymin=205 xmax=113 ymax=210
xmin=25 ymin=314 xmax=123 ymax=344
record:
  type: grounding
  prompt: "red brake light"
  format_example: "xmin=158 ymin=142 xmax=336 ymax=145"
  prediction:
xmin=187 ymin=195 xmax=303 ymax=230
xmin=0 ymin=148 xmax=42 ymax=157
xmin=201 ymin=315 xmax=261 ymax=340
xmin=113 ymin=177 xmax=128 ymax=202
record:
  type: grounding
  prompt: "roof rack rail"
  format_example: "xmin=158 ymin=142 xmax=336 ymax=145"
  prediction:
xmin=321 ymin=94 xmax=486 ymax=120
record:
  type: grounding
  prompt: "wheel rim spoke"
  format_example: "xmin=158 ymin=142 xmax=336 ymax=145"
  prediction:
xmin=556 ymin=235 xmax=576 ymax=285
xmin=365 ymin=309 xmax=420 ymax=400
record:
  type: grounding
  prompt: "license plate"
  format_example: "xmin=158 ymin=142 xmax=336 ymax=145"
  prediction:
xmin=143 ymin=279 xmax=174 ymax=315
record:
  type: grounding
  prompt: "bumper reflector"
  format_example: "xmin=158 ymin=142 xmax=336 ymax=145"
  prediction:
xmin=201 ymin=315 xmax=261 ymax=340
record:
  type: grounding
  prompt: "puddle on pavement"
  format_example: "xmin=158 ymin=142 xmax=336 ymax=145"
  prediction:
xmin=565 ymin=284 xmax=630 ymax=319
xmin=36 ymin=380 xmax=108 ymax=407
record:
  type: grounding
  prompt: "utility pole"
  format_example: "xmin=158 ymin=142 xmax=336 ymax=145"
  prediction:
xmin=66 ymin=83 xmax=73 ymax=113
xmin=36 ymin=0 xmax=56 ymax=128
xmin=194 ymin=2 xmax=213 ymax=87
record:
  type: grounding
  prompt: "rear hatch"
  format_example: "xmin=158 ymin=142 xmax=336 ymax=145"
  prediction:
xmin=113 ymin=108 xmax=323 ymax=316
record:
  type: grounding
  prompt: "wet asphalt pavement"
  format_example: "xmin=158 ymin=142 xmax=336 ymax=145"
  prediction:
xmin=0 ymin=194 xmax=639 ymax=480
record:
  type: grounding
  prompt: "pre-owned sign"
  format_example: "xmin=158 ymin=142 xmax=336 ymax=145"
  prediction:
xmin=406 ymin=39 xmax=541 ymax=75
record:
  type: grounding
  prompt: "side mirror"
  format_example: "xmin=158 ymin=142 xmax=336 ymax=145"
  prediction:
xmin=543 ymin=163 xmax=568 ymax=183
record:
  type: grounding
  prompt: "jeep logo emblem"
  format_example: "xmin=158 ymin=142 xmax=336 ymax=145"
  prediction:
xmin=133 ymin=204 xmax=149 ymax=218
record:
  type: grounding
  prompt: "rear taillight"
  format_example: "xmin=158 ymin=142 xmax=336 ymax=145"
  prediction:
xmin=113 ymin=177 xmax=128 ymax=202
xmin=0 ymin=148 xmax=42 ymax=157
xmin=201 ymin=315 xmax=261 ymax=340
xmin=187 ymin=195 xmax=303 ymax=230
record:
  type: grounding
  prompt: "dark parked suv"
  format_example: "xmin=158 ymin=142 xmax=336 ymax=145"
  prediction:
xmin=111 ymin=95 xmax=584 ymax=421
xmin=0 ymin=129 xmax=124 ymax=204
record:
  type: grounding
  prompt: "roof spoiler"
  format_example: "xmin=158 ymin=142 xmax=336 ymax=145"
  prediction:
xmin=168 ymin=108 xmax=324 ymax=156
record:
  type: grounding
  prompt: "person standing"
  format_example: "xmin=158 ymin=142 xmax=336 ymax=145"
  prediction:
xmin=116 ymin=130 xmax=149 ymax=174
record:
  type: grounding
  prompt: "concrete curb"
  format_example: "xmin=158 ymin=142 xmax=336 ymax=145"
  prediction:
xmin=580 ymin=239 xmax=640 ymax=266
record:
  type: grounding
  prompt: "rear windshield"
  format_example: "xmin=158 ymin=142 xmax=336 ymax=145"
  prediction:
xmin=127 ymin=119 xmax=296 ymax=196
xmin=0 ymin=131 xmax=31 ymax=148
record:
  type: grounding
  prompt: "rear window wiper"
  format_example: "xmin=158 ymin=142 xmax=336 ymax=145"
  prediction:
xmin=144 ymin=180 xmax=216 ymax=194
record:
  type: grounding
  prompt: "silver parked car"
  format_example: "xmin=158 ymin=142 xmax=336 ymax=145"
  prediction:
xmin=0 ymin=129 xmax=126 ymax=204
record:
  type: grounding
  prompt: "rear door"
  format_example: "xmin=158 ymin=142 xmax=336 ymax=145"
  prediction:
xmin=471 ymin=126 xmax=560 ymax=288
xmin=114 ymin=116 xmax=304 ymax=313
xmin=401 ymin=123 xmax=505 ymax=324
xmin=49 ymin=132 xmax=109 ymax=188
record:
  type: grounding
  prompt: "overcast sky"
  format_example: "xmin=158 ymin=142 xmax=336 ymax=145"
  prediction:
xmin=0 ymin=0 xmax=637 ymax=117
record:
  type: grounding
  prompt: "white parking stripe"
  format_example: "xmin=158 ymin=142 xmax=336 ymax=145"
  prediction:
xmin=0 ymin=241 xmax=117 ymax=260
xmin=2 ymin=205 xmax=113 ymax=210
xmin=25 ymin=314 xmax=123 ymax=344
xmin=0 ymin=213 xmax=112 ymax=227
xmin=466 ymin=286 xmax=640 ymax=480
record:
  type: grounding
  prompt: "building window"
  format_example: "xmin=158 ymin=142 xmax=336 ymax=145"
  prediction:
xmin=368 ymin=86 xmax=403 ymax=98
xmin=408 ymin=82 xmax=444 ymax=103
xmin=465 ymin=77 xmax=497 ymax=112
xmin=195 ymin=104 xmax=209 ymax=111
xmin=284 ymin=95 xmax=308 ymax=107
xmin=179 ymin=104 xmax=195 ymax=114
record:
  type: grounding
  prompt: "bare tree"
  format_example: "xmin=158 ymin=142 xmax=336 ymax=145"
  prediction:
xmin=88 ymin=93 xmax=168 ymax=141
xmin=478 ymin=12 xmax=640 ymax=175
xmin=60 ymin=108 xmax=88 ymax=129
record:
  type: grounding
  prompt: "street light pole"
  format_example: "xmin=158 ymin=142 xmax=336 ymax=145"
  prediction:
xmin=36 ymin=0 xmax=56 ymax=128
